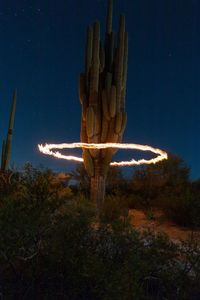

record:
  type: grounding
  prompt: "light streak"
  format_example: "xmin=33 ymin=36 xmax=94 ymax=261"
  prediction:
xmin=38 ymin=142 xmax=168 ymax=166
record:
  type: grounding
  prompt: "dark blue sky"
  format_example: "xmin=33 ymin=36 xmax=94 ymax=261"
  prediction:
xmin=0 ymin=0 xmax=200 ymax=179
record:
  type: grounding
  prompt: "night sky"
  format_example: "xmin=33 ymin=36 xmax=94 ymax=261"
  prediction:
xmin=0 ymin=0 xmax=200 ymax=179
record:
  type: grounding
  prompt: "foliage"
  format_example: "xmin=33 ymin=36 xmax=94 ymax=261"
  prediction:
xmin=106 ymin=166 xmax=128 ymax=196
xmin=0 ymin=163 xmax=72 ymax=202
xmin=130 ymin=154 xmax=190 ymax=207
xmin=0 ymin=165 xmax=200 ymax=299
xmin=70 ymin=163 xmax=90 ymax=197
xmin=101 ymin=194 xmax=130 ymax=224
xmin=129 ymin=154 xmax=200 ymax=228
xmin=72 ymin=154 xmax=200 ymax=228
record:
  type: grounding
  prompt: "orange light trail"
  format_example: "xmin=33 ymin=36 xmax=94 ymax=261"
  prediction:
xmin=38 ymin=142 xmax=168 ymax=166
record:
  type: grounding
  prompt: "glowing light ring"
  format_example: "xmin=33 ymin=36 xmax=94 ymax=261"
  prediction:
xmin=38 ymin=142 xmax=168 ymax=166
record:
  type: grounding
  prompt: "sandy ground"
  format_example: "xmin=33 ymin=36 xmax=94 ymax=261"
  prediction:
xmin=128 ymin=209 xmax=200 ymax=242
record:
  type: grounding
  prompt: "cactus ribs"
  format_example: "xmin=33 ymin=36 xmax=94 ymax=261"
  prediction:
xmin=79 ymin=0 xmax=128 ymax=214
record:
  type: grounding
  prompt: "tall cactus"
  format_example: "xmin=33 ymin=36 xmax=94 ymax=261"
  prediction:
xmin=1 ymin=90 xmax=17 ymax=171
xmin=79 ymin=0 xmax=128 ymax=214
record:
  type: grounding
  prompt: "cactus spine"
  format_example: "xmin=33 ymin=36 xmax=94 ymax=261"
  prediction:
xmin=1 ymin=90 xmax=17 ymax=172
xmin=79 ymin=0 xmax=128 ymax=214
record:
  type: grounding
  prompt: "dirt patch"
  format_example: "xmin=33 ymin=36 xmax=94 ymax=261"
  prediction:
xmin=129 ymin=209 xmax=200 ymax=242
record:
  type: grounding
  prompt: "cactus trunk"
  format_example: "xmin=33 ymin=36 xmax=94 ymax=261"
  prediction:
xmin=79 ymin=0 xmax=128 ymax=215
xmin=90 ymin=161 xmax=106 ymax=214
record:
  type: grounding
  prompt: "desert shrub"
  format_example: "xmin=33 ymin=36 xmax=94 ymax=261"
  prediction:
xmin=0 ymin=190 xmax=94 ymax=298
xmin=129 ymin=155 xmax=190 ymax=208
xmin=0 ymin=190 xmax=200 ymax=299
xmin=102 ymin=194 xmax=130 ymax=224
xmin=128 ymin=155 xmax=200 ymax=229
xmin=0 ymin=165 xmax=200 ymax=299
xmin=70 ymin=164 xmax=90 ymax=197
xmin=18 ymin=163 xmax=72 ymax=202
xmin=0 ymin=164 xmax=73 ymax=210
xmin=0 ymin=170 xmax=21 ymax=197
xmin=159 ymin=187 xmax=200 ymax=228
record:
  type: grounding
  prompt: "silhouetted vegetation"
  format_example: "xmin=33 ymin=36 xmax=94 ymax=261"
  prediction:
xmin=0 ymin=159 xmax=200 ymax=298
xmin=72 ymin=155 xmax=200 ymax=228
xmin=128 ymin=154 xmax=200 ymax=228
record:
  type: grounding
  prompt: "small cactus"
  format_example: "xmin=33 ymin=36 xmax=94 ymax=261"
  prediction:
xmin=1 ymin=90 xmax=17 ymax=172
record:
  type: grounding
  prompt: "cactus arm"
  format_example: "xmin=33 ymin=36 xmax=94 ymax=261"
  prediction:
xmin=8 ymin=89 xmax=17 ymax=130
xmin=121 ymin=32 xmax=128 ymax=111
xmin=115 ymin=15 xmax=125 ymax=112
xmin=4 ymin=89 xmax=17 ymax=171
xmin=108 ymin=32 xmax=115 ymax=72
xmin=85 ymin=26 xmax=93 ymax=90
xmin=106 ymin=0 xmax=113 ymax=34
xmin=1 ymin=139 xmax=6 ymax=170
xmin=90 ymin=21 xmax=100 ymax=96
